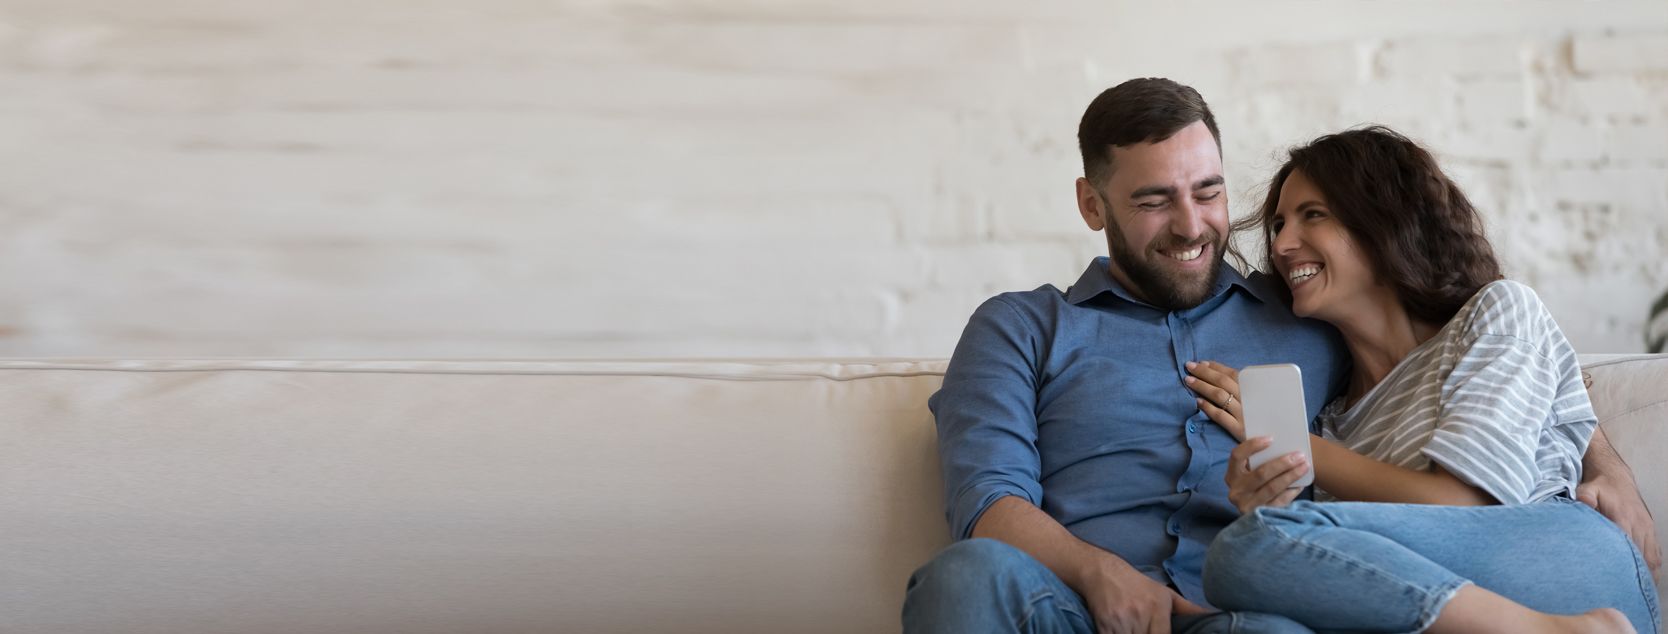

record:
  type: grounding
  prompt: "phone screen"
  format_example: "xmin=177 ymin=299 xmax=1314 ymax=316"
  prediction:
xmin=1238 ymin=364 xmax=1314 ymax=489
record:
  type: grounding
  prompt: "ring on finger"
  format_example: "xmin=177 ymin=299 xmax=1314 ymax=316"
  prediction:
xmin=1224 ymin=393 xmax=1236 ymax=407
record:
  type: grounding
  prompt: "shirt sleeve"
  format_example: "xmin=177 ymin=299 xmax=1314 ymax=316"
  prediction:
xmin=1421 ymin=281 xmax=1590 ymax=505
xmin=927 ymin=296 xmax=1046 ymax=540
xmin=1422 ymin=333 xmax=1554 ymax=505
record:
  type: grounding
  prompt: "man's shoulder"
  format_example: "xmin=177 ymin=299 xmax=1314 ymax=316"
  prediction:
xmin=1240 ymin=269 xmax=1287 ymax=297
xmin=980 ymin=284 xmax=1069 ymax=314
xmin=1232 ymin=271 xmax=1323 ymax=324
xmin=956 ymin=285 xmax=1071 ymax=343
xmin=1222 ymin=271 xmax=1346 ymax=370
xmin=974 ymin=283 xmax=1074 ymax=322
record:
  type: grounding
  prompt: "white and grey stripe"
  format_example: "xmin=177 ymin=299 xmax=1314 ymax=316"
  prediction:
xmin=1317 ymin=280 xmax=1594 ymax=505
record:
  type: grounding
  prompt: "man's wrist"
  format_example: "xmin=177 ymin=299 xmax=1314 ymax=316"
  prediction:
xmin=1059 ymin=549 xmax=1136 ymax=595
xmin=1582 ymin=450 xmax=1634 ymax=484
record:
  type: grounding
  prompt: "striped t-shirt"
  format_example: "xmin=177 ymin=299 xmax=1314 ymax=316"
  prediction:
xmin=1316 ymin=280 xmax=1595 ymax=505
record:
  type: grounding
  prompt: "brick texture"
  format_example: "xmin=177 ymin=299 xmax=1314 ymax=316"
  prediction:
xmin=0 ymin=1 xmax=1664 ymax=356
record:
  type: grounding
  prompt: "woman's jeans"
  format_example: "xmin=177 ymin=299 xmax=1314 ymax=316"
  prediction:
xmin=1205 ymin=498 xmax=1660 ymax=633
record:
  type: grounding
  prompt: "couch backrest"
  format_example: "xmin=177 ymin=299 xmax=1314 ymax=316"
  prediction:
xmin=0 ymin=356 xmax=1662 ymax=633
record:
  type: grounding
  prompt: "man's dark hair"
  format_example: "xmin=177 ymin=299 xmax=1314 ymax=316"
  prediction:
xmin=1077 ymin=78 xmax=1222 ymax=188
xmin=1242 ymin=125 xmax=1504 ymax=324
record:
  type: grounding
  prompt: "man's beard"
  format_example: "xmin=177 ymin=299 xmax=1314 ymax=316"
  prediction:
xmin=1106 ymin=222 xmax=1226 ymax=311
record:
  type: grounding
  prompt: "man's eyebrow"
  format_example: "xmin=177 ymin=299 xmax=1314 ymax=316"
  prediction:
xmin=1194 ymin=175 xmax=1225 ymax=190
xmin=1129 ymin=185 xmax=1176 ymax=200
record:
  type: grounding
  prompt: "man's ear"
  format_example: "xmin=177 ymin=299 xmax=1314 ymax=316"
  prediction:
xmin=1076 ymin=177 xmax=1107 ymax=231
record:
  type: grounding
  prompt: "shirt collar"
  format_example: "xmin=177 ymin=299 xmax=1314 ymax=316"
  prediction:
xmin=1065 ymin=256 xmax=1276 ymax=307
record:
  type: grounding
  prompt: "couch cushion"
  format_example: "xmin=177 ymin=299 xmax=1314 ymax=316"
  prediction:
xmin=0 ymin=356 xmax=1660 ymax=632
xmin=0 ymin=359 xmax=953 ymax=634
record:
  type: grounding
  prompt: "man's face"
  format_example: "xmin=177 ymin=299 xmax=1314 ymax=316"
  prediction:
xmin=1076 ymin=121 xmax=1229 ymax=311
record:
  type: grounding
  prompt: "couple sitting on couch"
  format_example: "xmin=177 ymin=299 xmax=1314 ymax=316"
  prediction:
xmin=905 ymin=78 xmax=1661 ymax=634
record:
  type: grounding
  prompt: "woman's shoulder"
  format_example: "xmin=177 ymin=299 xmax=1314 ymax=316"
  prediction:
xmin=1469 ymin=279 xmax=1547 ymax=314
xmin=1450 ymin=279 xmax=1555 ymax=342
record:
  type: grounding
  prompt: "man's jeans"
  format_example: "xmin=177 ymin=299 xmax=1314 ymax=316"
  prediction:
xmin=902 ymin=538 xmax=1315 ymax=633
xmin=1205 ymin=498 xmax=1660 ymax=633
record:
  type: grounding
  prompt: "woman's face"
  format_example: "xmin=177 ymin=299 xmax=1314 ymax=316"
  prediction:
xmin=1268 ymin=169 xmax=1378 ymax=321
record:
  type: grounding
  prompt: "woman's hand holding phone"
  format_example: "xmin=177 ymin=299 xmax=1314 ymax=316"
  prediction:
xmin=1226 ymin=438 xmax=1309 ymax=514
xmin=1189 ymin=361 xmax=1315 ymax=514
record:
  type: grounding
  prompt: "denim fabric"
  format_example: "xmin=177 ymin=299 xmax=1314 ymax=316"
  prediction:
xmin=904 ymin=539 xmax=1318 ymax=634
xmin=930 ymin=258 xmax=1348 ymax=604
xmin=1205 ymin=499 xmax=1660 ymax=633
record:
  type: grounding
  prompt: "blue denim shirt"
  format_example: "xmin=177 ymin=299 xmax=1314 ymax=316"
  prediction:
xmin=929 ymin=257 xmax=1348 ymax=606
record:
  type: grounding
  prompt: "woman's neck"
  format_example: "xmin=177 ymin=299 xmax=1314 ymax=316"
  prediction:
xmin=1329 ymin=288 xmax=1442 ymax=406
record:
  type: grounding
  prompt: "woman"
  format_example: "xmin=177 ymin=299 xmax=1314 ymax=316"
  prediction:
xmin=1183 ymin=126 xmax=1658 ymax=633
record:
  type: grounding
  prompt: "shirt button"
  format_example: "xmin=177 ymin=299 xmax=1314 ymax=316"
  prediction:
xmin=1170 ymin=522 xmax=1181 ymax=533
xmin=1187 ymin=423 xmax=1198 ymax=434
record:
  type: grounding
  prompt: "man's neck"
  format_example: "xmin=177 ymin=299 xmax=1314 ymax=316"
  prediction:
xmin=1104 ymin=261 xmax=1152 ymax=306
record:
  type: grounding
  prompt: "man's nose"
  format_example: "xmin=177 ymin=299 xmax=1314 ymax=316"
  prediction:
xmin=1170 ymin=198 xmax=1205 ymax=241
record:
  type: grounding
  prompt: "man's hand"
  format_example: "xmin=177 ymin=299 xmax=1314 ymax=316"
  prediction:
xmin=1579 ymin=427 xmax=1661 ymax=571
xmin=974 ymin=498 xmax=1216 ymax=634
xmin=1226 ymin=437 xmax=1307 ymax=515
xmin=1077 ymin=558 xmax=1208 ymax=634
xmin=1579 ymin=470 xmax=1661 ymax=572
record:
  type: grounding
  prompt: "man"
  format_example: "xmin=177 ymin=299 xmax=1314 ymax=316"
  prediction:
xmin=902 ymin=78 xmax=1659 ymax=634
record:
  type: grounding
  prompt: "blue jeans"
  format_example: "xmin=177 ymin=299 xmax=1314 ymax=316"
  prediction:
xmin=1205 ymin=498 xmax=1660 ymax=633
xmin=902 ymin=538 xmax=1316 ymax=633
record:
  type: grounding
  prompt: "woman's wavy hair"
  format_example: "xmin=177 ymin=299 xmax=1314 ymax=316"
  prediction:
xmin=1235 ymin=126 xmax=1503 ymax=324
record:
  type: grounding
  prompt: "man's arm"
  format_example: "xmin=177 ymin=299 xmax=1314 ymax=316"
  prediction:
xmin=1578 ymin=426 xmax=1660 ymax=571
xmin=932 ymin=298 xmax=1203 ymax=633
xmin=973 ymin=496 xmax=1207 ymax=633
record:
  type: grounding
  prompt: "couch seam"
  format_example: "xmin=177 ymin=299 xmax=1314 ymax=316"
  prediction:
xmin=0 ymin=366 xmax=950 ymax=381
xmin=1600 ymin=399 xmax=1668 ymax=427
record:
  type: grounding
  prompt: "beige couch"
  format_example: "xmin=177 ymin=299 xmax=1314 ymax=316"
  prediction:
xmin=2 ymin=355 xmax=1663 ymax=633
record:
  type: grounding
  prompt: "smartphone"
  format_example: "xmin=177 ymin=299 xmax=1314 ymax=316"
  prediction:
xmin=1238 ymin=364 xmax=1314 ymax=488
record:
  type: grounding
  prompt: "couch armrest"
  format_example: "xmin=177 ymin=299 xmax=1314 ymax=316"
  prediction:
xmin=1580 ymin=354 xmax=1668 ymax=593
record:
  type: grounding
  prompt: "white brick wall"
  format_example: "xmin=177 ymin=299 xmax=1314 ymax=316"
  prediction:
xmin=0 ymin=1 xmax=1664 ymax=357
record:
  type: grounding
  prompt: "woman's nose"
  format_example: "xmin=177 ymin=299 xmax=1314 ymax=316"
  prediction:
xmin=1272 ymin=223 xmax=1300 ymax=254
